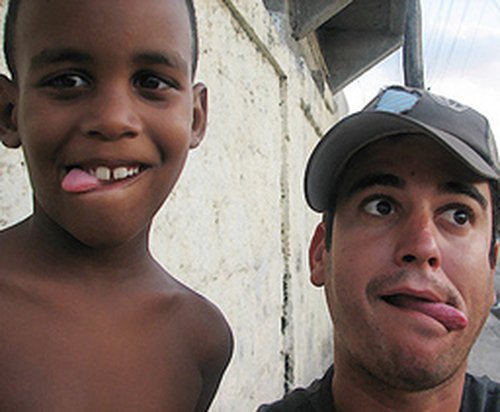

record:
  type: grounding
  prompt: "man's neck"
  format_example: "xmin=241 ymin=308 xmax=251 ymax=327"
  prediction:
xmin=331 ymin=360 xmax=467 ymax=412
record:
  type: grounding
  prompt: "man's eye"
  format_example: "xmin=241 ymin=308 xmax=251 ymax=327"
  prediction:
xmin=363 ymin=198 xmax=395 ymax=216
xmin=134 ymin=73 xmax=172 ymax=90
xmin=45 ymin=74 xmax=89 ymax=89
xmin=442 ymin=208 xmax=472 ymax=226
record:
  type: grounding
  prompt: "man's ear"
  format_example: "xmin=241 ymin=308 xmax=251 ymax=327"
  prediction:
xmin=491 ymin=241 xmax=498 ymax=306
xmin=189 ymin=82 xmax=207 ymax=149
xmin=309 ymin=222 xmax=328 ymax=287
xmin=0 ymin=74 xmax=20 ymax=148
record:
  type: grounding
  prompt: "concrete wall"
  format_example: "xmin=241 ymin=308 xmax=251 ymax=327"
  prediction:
xmin=153 ymin=2 xmax=341 ymax=408
xmin=0 ymin=1 xmax=498 ymax=411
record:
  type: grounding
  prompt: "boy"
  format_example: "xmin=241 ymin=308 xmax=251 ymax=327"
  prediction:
xmin=0 ymin=0 xmax=233 ymax=410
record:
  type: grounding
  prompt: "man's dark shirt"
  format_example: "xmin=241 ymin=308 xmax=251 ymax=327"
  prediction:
xmin=258 ymin=366 xmax=500 ymax=411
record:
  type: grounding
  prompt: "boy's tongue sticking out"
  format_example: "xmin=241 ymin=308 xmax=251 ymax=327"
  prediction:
xmin=62 ymin=168 xmax=99 ymax=193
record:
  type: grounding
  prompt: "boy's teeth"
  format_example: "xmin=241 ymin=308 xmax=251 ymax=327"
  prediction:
xmin=95 ymin=166 xmax=111 ymax=180
xmin=90 ymin=166 xmax=140 ymax=181
xmin=113 ymin=167 xmax=128 ymax=180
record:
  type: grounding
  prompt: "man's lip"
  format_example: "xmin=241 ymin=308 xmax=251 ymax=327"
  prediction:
xmin=378 ymin=287 xmax=468 ymax=331
xmin=379 ymin=287 xmax=456 ymax=308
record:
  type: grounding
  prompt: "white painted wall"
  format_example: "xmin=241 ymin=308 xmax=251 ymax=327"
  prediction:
xmin=153 ymin=2 xmax=342 ymax=408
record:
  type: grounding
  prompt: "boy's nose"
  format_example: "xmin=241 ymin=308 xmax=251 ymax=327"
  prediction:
xmin=81 ymin=86 xmax=142 ymax=140
xmin=394 ymin=211 xmax=442 ymax=270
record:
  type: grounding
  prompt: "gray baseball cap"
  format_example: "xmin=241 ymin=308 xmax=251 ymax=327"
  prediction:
xmin=305 ymin=85 xmax=500 ymax=212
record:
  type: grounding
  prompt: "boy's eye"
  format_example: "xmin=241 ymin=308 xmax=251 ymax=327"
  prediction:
xmin=441 ymin=207 xmax=473 ymax=226
xmin=44 ymin=73 xmax=89 ymax=89
xmin=134 ymin=73 xmax=172 ymax=90
xmin=363 ymin=198 xmax=395 ymax=217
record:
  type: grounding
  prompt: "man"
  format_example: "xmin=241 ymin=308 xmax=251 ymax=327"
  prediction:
xmin=260 ymin=85 xmax=500 ymax=411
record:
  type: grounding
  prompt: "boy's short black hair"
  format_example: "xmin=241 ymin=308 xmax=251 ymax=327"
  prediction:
xmin=3 ymin=0 xmax=199 ymax=80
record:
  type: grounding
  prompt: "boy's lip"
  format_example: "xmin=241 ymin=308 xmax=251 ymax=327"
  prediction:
xmin=61 ymin=159 xmax=153 ymax=193
xmin=63 ymin=159 xmax=153 ymax=176
xmin=63 ymin=158 xmax=152 ymax=170
xmin=64 ymin=164 xmax=148 ymax=178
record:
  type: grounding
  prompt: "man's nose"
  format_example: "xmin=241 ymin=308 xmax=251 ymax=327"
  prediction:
xmin=81 ymin=85 xmax=141 ymax=141
xmin=394 ymin=211 xmax=441 ymax=269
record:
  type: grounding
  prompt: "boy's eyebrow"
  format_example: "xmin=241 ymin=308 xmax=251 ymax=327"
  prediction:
xmin=441 ymin=181 xmax=488 ymax=209
xmin=30 ymin=48 xmax=92 ymax=70
xmin=346 ymin=173 xmax=405 ymax=197
xmin=133 ymin=51 xmax=188 ymax=72
xmin=29 ymin=49 xmax=189 ymax=73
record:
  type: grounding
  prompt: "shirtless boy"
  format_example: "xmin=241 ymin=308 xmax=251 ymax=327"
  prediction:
xmin=0 ymin=0 xmax=233 ymax=410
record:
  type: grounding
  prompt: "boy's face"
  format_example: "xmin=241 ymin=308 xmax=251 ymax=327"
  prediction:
xmin=3 ymin=0 xmax=207 ymax=246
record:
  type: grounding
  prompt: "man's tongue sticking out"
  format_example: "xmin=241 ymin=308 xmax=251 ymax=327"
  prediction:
xmin=389 ymin=294 xmax=468 ymax=331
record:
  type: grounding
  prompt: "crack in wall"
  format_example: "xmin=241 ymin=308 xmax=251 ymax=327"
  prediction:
xmin=219 ymin=0 xmax=286 ymax=79
xmin=279 ymin=77 xmax=293 ymax=394
xmin=219 ymin=0 xmax=294 ymax=394
xmin=300 ymin=99 xmax=323 ymax=138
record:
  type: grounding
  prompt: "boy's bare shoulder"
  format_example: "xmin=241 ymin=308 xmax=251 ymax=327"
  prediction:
xmin=0 ymin=222 xmax=232 ymax=363
xmin=0 ymin=235 xmax=232 ymax=410
xmin=0 ymin=228 xmax=233 ymax=370
xmin=151 ymin=270 xmax=233 ymax=365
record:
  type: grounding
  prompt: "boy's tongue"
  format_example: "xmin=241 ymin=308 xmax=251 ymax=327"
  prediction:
xmin=389 ymin=295 xmax=468 ymax=331
xmin=62 ymin=168 xmax=100 ymax=193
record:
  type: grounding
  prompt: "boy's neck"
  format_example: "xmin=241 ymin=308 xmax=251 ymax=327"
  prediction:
xmin=18 ymin=207 xmax=156 ymax=283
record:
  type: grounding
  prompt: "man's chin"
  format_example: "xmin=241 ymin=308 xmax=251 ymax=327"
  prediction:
xmin=365 ymin=350 xmax=466 ymax=393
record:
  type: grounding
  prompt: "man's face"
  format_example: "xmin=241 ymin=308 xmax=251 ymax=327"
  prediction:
xmin=313 ymin=136 xmax=496 ymax=390
xmin=5 ymin=0 xmax=206 ymax=247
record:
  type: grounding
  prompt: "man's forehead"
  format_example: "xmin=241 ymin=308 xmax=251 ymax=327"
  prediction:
xmin=344 ymin=135 xmax=484 ymax=180
xmin=335 ymin=135 xmax=492 ymax=203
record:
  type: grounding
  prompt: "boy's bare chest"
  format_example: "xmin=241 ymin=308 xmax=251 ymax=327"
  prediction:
xmin=0 ymin=286 xmax=203 ymax=411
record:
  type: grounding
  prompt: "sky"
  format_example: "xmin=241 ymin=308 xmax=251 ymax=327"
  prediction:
xmin=344 ymin=0 xmax=500 ymax=140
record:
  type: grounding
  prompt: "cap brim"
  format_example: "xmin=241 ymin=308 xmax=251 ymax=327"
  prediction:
xmin=305 ymin=111 xmax=499 ymax=212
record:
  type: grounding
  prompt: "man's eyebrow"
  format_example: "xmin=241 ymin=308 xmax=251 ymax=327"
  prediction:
xmin=441 ymin=182 xmax=488 ymax=209
xmin=133 ymin=51 xmax=188 ymax=72
xmin=30 ymin=48 xmax=92 ymax=71
xmin=346 ymin=173 xmax=405 ymax=197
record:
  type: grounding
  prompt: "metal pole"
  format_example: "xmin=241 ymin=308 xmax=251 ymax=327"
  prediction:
xmin=403 ymin=0 xmax=424 ymax=88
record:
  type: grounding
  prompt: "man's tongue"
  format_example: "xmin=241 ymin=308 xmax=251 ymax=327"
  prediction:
xmin=387 ymin=295 xmax=468 ymax=331
xmin=62 ymin=168 xmax=100 ymax=193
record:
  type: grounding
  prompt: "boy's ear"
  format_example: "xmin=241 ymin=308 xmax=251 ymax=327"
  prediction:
xmin=0 ymin=74 xmax=20 ymax=148
xmin=189 ymin=82 xmax=208 ymax=149
xmin=309 ymin=222 xmax=328 ymax=287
